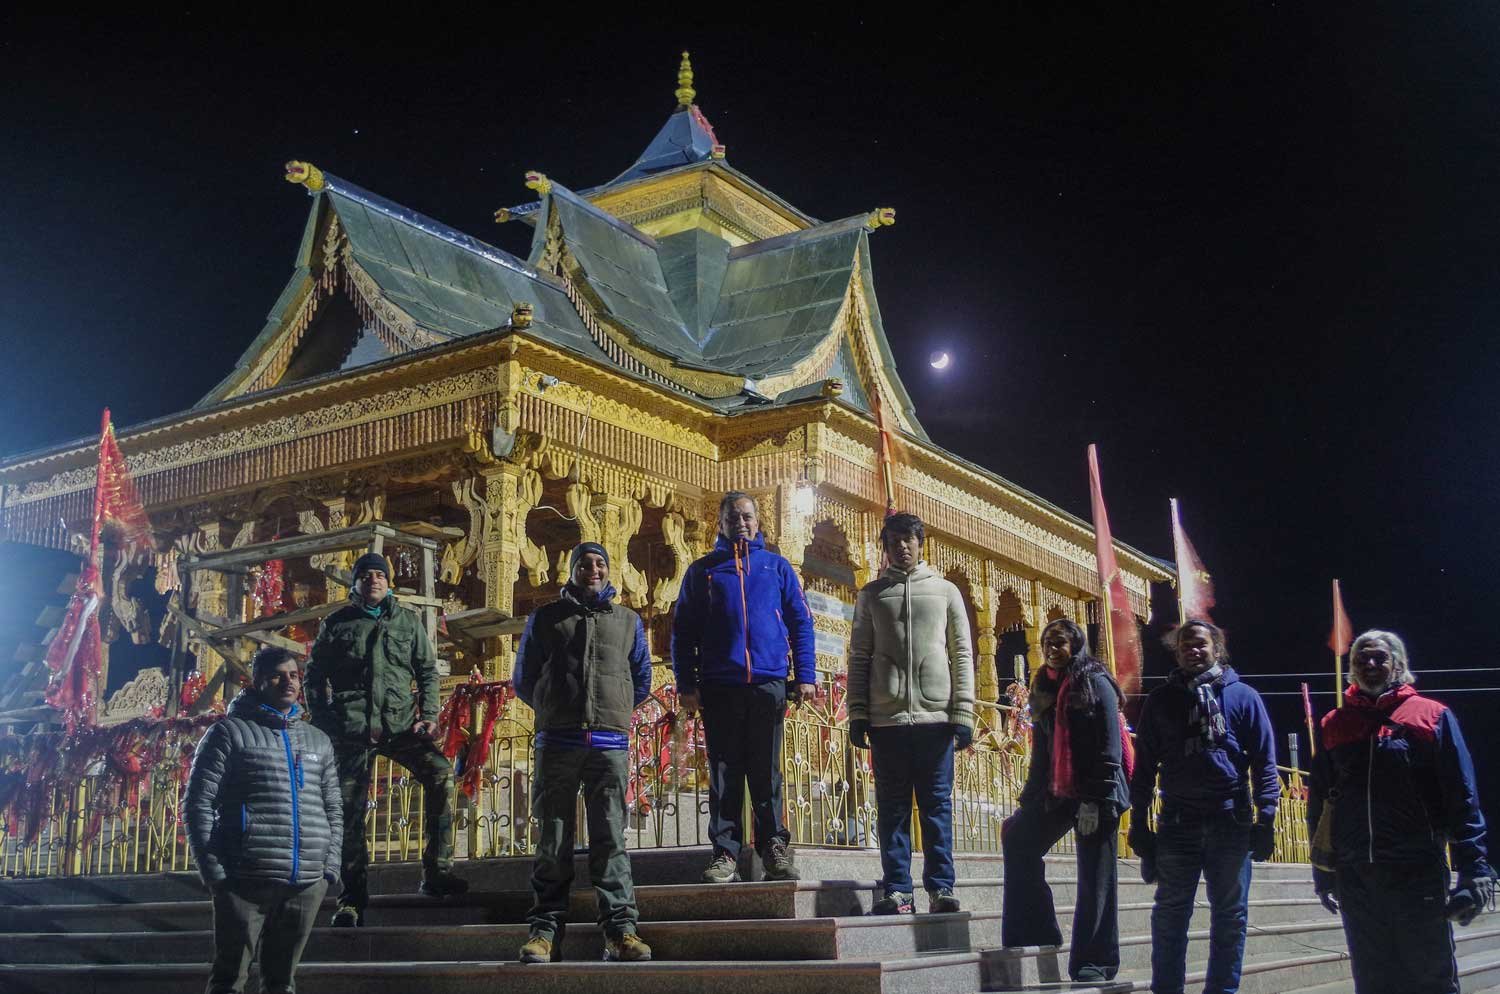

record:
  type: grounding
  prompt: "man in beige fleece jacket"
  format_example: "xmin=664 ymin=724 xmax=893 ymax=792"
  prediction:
xmin=847 ymin=512 xmax=975 ymax=915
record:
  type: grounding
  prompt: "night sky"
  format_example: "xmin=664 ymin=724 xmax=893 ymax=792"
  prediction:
xmin=4 ymin=12 xmax=1499 ymax=803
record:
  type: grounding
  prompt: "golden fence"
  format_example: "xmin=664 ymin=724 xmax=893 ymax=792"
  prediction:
xmin=0 ymin=675 xmax=1311 ymax=877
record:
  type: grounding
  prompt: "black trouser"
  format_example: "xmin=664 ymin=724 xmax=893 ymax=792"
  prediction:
xmin=527 ymin=747 xmax=639 ymax=941
xmin=1338 ymin=860 xmax=1457 ymax=994
xmin=700 ymin=680 xmax=790 ymax=858
xmin=333 ymin=729 xmax=456 ymax=912
xmin=207 ymin=877 xmax=327 ymax=994
xmin=1001 ymin=799 xmax=1120 ymax=981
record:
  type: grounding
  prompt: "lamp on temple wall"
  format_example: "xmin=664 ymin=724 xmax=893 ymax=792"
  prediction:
xmin=791 ymin=481 xmax=817 ymax=520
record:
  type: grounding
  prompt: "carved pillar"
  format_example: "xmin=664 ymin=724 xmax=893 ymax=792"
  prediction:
xmin=778 ymin=483 xmax=812 ymax=576
xmin=653 ymin=511 xmax=693 ymax=613
xmin=1025 ymin=579 xmax=1046 ymax=676
xmin=315 ymin=498 xmax=351 ymax=603
xmin=191 ymin=521 xmax=234 ymax=688
xmin=477 ymin=466 xmax=526 ymax=680
xmin=973 ymin=581 xmax=1000 ymax=729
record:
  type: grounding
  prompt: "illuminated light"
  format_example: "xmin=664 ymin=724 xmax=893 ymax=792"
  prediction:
xmin=929 ymin=351 xmax=951 ymax=370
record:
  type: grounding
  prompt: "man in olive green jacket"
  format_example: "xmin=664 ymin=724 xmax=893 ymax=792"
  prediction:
xmin=305 ymin=552 xmax=466 ymax=926
xmin=847 ymin=513 xmax=975 ymax=915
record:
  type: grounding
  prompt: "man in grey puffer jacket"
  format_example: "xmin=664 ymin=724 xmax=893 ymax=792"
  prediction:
xmin=186 ymin=647 xmax=342 ymax=994
xmin=847 ymin=512 xmax=975 ymax=915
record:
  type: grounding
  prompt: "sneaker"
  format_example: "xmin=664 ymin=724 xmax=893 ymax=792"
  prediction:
xmin=927 ymin=887 xmax=961 ymax=913
xmin=419 ymin=870 xmax=470 ymax=897
xmin=702 ymin=851 xmax=742 ymax=883
xmin=1073 ymin=965 xmax=1110 ymax=983
xmin=518 ymin=932 xmax=555 ymax=964
xmin=760 ymin=838 xmax=800 ymax=881
xmin=870 ymin=890 xmax=915 ymax=915
xmin=603 ymin=932 xmax=653 ymax=962
xmin=329 ymin=903 xmax=361 ymax=928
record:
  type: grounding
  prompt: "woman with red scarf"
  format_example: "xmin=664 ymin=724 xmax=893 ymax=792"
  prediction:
xmin=1001 ymin=618 xmax=1130 ymax=984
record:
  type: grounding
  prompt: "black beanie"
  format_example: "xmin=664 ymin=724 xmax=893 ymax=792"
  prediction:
xmin=353 ymin=551 xmax=393 ymax=580
xmin=568 ymin=542 xmax=609 ymax=574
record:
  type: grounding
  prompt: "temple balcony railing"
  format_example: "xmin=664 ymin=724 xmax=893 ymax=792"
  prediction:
xmin=0 ymin=665 xmax=1311 ymax=878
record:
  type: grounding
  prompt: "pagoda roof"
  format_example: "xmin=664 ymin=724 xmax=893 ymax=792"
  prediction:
xmin=611 ymin=105 xmax=721 ymax=184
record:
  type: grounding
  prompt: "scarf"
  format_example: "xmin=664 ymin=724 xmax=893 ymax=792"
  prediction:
xmin=1031 ymin=666 xmax=1077 ymax=800
xmin=1172 ymin=663 xmax=1226 ymax=752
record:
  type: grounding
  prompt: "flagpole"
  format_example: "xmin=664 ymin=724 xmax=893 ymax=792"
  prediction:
xmin=1332 ymin=579 xmax=1346 ymax=709
xmin=1169 ymin=498 xmax=1186 ymax=626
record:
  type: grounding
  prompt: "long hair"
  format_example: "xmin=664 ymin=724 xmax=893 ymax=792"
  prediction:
xmin=1350 ymin=629 xmax=1416 ymax=687
xmin=1038 ymin=618 xmax=1121 ymax=713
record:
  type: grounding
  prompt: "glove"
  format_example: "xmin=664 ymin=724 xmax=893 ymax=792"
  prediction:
xmin=1448 ymin=875 xmax=1496 ymax=926
xmin=1076 ymin=801 xmax=1100 ymax=837
xmin=1313 ymin=868 xmax=1340 ymax=915
xmin=1318 ymin=888 xmax=1340 ymax=915
xmin=1250 ymin=819 xmax=1276 ymax=862
xmin=849 ymin=719 xmax=870 ymax=750
xmin=952 ymin=723 xmax=974 ymax=750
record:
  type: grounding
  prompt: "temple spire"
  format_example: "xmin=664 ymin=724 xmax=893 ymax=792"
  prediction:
xmin=675 ymin=51 xmax=696 ymax=108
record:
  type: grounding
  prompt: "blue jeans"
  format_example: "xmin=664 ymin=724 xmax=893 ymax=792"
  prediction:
xmin=869 ymin=724 xmax=955 ymax=893
xmin=1150 ymin=807 xmax=1253 ymax=994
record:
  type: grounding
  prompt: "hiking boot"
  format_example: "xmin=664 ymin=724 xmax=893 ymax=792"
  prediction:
xmin=870 ymin=890 xmax=915 ymax=915
xmin=603 ymin=932 xmax=653 ymax=962
xmin=329 ymin=903 xmax=361 ymax=928
xmin=927 ymin=887 xmax=962 ymax=913
xmin=702 ymin=850 xmax=742 ymax=883
xmin=760 ymin=838 xmax=799 ymax=881
xmin=418 ymin=870 xmax=470 ymax=897
xmin=518 ymin=932 xmax=556 ymax=963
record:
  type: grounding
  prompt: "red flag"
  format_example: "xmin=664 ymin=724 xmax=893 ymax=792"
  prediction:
xmin=44 ymin=409 xmax=151 ymax=732
xmin=1170 ymin=498 xmax=1215 ymax=622
xmin=1328 ymin=579 xmax=1352 ymax=655
xmin=1087 ymin=445 xmax=1143 ymax=701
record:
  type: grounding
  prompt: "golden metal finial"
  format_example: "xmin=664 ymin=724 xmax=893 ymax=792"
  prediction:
xmin=675 ymin=51 xmax=696 ymax=108
xmin=511 ymin=302 xmax=534 ymax=329
xmin=524 ymin=171 xmax=552 ymax=196
xmin=494 ymin=208 xmax=513 ymax=224
xmin=284 ymin=160 xmax=325 ymax=192
xmin=865 ymin=207 xmax=896 ymax=230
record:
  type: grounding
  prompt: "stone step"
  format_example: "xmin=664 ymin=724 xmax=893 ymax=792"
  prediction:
xmin=0 ymin=910 xmax=1003 ymax=965
xmin=0 ymin=950 xmax=985 ymax=994
xmin=978 ymin=918 xmax=1500 ymax=994
xmin=0 ymin=848 xmax=1313 ymax=906
xmin=0 ymin=874 xmax=1326 ymax=935
xmin=1280 ymin=936 xmax=1500 ymax=994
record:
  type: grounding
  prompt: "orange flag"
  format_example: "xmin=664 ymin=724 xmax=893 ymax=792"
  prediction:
xmin=1328 ymin=579 xmax=1352 ymax=655
xmin=44 ymin=409 xmax=151 ymax=732
xmin=1087 ymin=444 xmax=1143 ymax=701
xmin=1170 ymin=498 xmax=1216 ymax=622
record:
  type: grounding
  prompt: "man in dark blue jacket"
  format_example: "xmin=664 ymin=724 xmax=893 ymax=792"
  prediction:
xmin=513 ymin=542 xmax=654 ymax=964
xmin=1309 ymin=629 xmax=1494 ymax=994
xmin=1129 ymin=620 xmax=1278 ymax=994
xmin=671 ymin=491 xmax=816 ymax=883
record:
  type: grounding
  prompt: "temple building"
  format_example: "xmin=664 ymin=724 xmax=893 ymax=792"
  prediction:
xmin=0 ymin=55 xmax=1176 ymax=871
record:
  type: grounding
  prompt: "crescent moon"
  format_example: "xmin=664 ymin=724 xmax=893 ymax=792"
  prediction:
xmin=929 ymin=351 xmax=951 ymax=370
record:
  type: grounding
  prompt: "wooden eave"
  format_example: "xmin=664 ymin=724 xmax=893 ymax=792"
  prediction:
xmin=818 ymin=403 xmax=1172 ymax=585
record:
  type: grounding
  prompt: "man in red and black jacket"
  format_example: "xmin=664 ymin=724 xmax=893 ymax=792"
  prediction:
xmin=671 ymin=491 xmax=816 ymax=885
xmin=1309 ymin=629 xmax=1495 ymax=994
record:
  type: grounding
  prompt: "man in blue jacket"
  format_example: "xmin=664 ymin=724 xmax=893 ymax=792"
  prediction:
xmin=672 ymin=491 xmax=816 ymax=883
xmin=1309 ymin=629 xmax=1494 ymax=994
xmin=186 ymin=646 xmax=342 ymax=994
xmin=1129 ymin=620 xmax=1278 ymax=994
xmin=513 ymin=542 xmax=654 ymax=964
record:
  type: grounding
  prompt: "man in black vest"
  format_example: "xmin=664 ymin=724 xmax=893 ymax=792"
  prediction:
xmin=513 ymin=542 xmax=654 ymax=963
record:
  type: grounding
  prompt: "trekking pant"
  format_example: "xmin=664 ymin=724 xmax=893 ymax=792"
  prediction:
xmin=526 ymin=746 xmax=639 ymax=941
xmin=333 ymin=729 xmax=455 ymax=912
xmin=207 ymin=877 xmax=327 ymax=994
xmin=1338 ymin=860 xmax=1457 ymax=994
xmin=701 ymin=680 xmax=790 ymax=859
xmin=869 ymin=723 xmax=956 ymax=894
xmin=1001 ymin=799 xmax=1120 ymax=981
